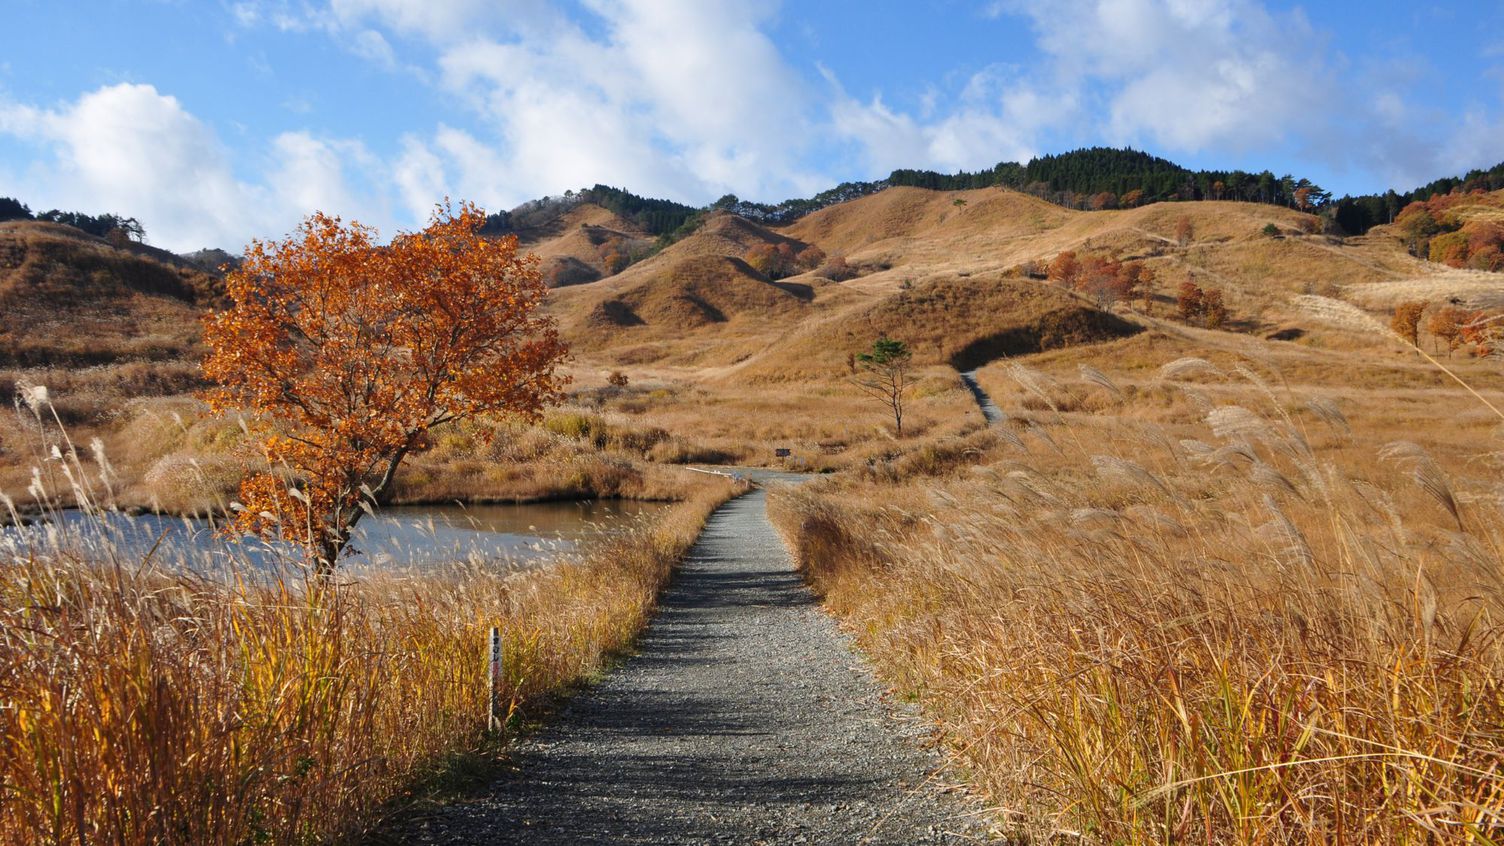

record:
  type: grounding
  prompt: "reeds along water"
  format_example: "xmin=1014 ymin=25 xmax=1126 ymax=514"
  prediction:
xmin=0 ymin=385 xmax=740 ymax=845
xmin=771 ymin=358 xmax=1504 ymax=844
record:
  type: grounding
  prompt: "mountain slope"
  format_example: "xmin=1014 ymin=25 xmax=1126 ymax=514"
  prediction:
xmin=0 ymin=221 xmax=215 ymax=370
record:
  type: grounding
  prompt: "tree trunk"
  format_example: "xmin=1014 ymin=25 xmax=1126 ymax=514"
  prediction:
xmin=310 ymin=443 xmax=412 ymax=579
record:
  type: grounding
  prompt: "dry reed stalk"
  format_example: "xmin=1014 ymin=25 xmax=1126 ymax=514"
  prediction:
xmin=0 ymin=394 xmax=743 ymax=845
xmin=770 ymin=375 xmax=1504 ymax=844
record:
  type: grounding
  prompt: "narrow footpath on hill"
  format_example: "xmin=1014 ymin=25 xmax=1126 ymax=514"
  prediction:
xmin=959 ymin=371 xmax=1004 ymax=425
xmin=391 ymin=477 xmax=986 ymax=845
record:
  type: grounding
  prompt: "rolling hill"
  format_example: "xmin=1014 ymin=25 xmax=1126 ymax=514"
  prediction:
xmin=6 ymin=176 xmax=1503 ymax=491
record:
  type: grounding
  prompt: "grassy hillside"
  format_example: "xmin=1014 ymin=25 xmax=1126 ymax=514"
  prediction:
xmin=513 ymin=202 xmax=654 ymax=287
xmin=0 ymin=222 xmax=216 ymax=426
xmin=8 ymin=184 xmax=1504 ymax=500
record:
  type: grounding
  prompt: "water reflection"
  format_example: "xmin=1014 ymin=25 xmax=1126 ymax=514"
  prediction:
xmin=1 ymin=499 xmax=673 ymax=574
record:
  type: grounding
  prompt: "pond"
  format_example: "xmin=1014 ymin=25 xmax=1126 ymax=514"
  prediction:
xmin=1 ymin=499 xmax=674 ymax=574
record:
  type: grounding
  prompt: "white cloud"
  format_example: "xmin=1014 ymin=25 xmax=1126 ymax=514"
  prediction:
xmin=997 ymin=0 xmax=1334 ymax=153
xmin=594 ymin=0 xmax=811 ymax=188
xmin=0 ymin=83 xmax=385 ymax=251
xmin=267 ymin=131 xmax=374 ymax=219
xmin=14 ymin=0 xmax=1500 ymax=255
xmin=1 ymin=84 xmax=257 ymax=249
xmin=349 ymin=29 xmax=397 ymax=68
xmin=389 ymin=0 xmax=830 ymax=208
xmin=327 ymin=0 xmax=521 ymax=41
xmin=825 ymin=65 xmax=1043 ymax=177
xmin=1438 ymin=111 xmax=1504 ymax=182
xmin=393 ymin=135 xmax=448 ymax=222
xmin=821 ymin=0 xmax=1349 ymax=179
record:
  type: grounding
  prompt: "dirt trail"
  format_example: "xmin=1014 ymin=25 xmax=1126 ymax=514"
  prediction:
xmin=392 ymin=482 xmax=984 ymax=844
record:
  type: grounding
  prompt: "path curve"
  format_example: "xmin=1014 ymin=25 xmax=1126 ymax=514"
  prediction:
xmin=394 ymin=484 xmax=983 ymax=844
xmin=958 ymin=370 xmax=1004 ymax=425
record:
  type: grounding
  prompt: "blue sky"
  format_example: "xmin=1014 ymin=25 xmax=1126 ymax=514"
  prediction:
xmin=2 ymin=0 xmax=1502 ymax=251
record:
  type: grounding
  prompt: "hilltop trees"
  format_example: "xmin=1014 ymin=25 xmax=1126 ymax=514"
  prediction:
xmin=1396 ymin=203 xmax=1444 ymax=257
xmin=745 ymin=242 xmax=824 ymax=280
xmin=1392 ymin=196 xmax=1504 ymax=271
xmin=38 ymin=210 xmax=145 ymax=241
xmin=1431 ymin=220 xmax=1504 ymax=271
xmin=0 ymin=197 xmax=31 ymax=222
xmin=1046 ymin=251 xmax=1154 ymax=309
xmin=853 ymin=337 xmax=913 ymax=437
xmin=887 ymin=147 xmax=1332 ymax=213
xmin=0 ymin=198 xmax=146 ymax=241
xmin=203 ymin=203 xmax=568 ymax=572
xmin=1176 ymin=281 xmax=1227 ymax=328
xmin=1330 ymin=160 xmax=1504 ymax=235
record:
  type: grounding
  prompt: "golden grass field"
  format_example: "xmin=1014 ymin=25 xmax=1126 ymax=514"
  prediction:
xmin=4 ymin=182 xmax=1504 ymax=842
xmin=767 ymin=317 xmax=1504 ymax=841
xmin=0 ymin=387 xmax=745 ymax=843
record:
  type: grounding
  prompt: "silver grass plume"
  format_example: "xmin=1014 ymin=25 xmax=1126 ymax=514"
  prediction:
xmin=1380 ymin=441 xmax=1462 ymax=528
xmin=1259 ymin=494 xmax=1315 ymax=567
xmin=1091 ymin=455 xmax=1171 ymax=496
xmin=1250 ymin=460 xmax=1302 ymax=499
xmin=1305 ymin=396 xmax=1350 ymax=435
xmin=1157 ymin=357 xmax=1223 ymax=381
xmin=1078 ymin=364 xmax=1124 ymax=399
xmin=1206 ymin=405 xmax=1271 ymax=441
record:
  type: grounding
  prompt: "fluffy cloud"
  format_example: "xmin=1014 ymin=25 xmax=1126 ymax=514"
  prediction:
xmin=393 ymin=135 xmax=449 ymax=223
xmin=826 ymin=64 xmax=1054 ymax=177
xmin=397 ymin=0 xmax=829 ymax=209
xmin=227 ymin=0 xmax=1498 ymax=220
xmin=989 ymin=0 xmax=1502 ymax=186
xmin=986 ymin=0 xmax=1337 ymax=153
xmin=0 ymin=84 xmax=380 ymax=251
xmin=0 ymin=84 xmax=257 ymax=249
xmin=328 ymin=0 xmax=502 ymax=41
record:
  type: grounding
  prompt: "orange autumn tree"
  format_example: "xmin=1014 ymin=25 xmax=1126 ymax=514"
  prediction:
xmin=203 ymin=202 xmax=568 ymax=572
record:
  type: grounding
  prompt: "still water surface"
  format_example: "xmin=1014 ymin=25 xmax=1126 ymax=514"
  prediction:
xmin=2 ymin=499 xmax=673 ymax=572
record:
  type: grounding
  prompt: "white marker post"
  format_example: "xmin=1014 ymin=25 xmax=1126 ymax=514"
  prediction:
xmin=488 ymin=626 xmax=502 ymax=733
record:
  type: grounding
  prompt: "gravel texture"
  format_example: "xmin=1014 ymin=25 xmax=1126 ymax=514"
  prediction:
xmin=392 ymin=482 xmax=986 ymax=844
xmin=958 ymin=371 xmax=1003 ymax=425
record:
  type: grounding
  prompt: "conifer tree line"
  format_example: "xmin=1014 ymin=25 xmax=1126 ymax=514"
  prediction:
xmin=888 ymin=147 xmax=1504 ymax=235
xmin=0 ymin=197 xmax=145 ymax=242
xmin=480 ymin=184 xmax=702 ymax=238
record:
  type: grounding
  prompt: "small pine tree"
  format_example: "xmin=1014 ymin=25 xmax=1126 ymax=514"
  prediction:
xmin=853 ymin=338 xmax=913 ymax=437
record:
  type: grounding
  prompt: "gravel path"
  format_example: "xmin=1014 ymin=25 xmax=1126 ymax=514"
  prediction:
xmin=392 ymin=483 xmax=985 ymax=844
xmin=959 ymin=371 xmax=1004 ymax=425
